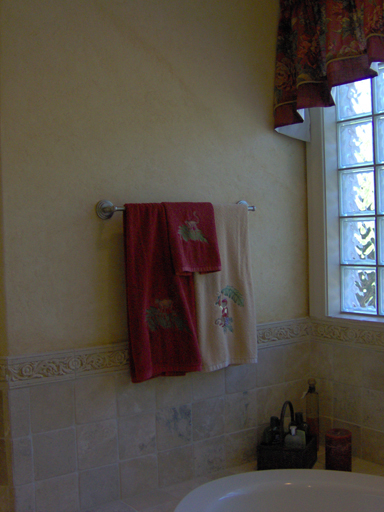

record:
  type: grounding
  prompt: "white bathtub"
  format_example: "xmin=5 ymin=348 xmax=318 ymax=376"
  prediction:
xmin=174 ymin=469 xmax=384 ymax=512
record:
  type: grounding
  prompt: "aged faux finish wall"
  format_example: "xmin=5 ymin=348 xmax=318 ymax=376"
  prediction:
xmin=0 ymin=0 xmax=307 ymax=357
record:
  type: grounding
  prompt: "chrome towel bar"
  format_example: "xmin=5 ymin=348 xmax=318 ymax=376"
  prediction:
xmin=95 ymin=200 xmax=256 ymax=220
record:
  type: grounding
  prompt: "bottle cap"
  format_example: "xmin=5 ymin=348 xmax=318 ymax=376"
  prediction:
xmin=308 ymin=378 xmax=316 ymax=386
xmin=290 ymin=426 xmax=297 ymax=435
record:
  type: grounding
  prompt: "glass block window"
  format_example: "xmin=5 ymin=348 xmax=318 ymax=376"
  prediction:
xmin=336 ymin=64 xmax=384 ymax=315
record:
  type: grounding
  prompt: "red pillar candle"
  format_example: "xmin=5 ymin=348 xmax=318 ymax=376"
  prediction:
xmin=325 ymin=428 xmax=352 ymax=471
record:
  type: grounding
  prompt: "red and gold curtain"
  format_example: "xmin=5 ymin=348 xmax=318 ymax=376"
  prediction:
xmin=274 ymin=0 xmax=384 ymax=129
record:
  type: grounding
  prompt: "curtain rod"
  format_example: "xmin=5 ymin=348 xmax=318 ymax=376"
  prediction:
xmin=95 ymin=200 xmax=256 ymax=220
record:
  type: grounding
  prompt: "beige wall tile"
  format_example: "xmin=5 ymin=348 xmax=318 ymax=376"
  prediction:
xmin=361 ymin=428 xmax=384 ymax=466
xmin=310 ymin=342 xmax=333 ymax=381
xmin=256 ymin=346 xmax=286 ymax=387
xmin=9 ymin=388 xmax=30 ymax=438
xmin=116 ymin=373 xmax=156 ymax=417
xmin=12 ymin=437 xmax=33 ymax=485
xmin=225 ymin=364 xmax=257 ymax=393
xmin=225 ymin=390 xmax=257 ymax=433
xmin=362 ymin=350 xmax=384 ymax=392
xmin=284 ymin=342 xmax=310 ymax=383
xmin=33 ymin=428 xmax=76 ymax=480
xmin=35 ymin=474 xmax=79 ymax=512
xmin=192 ymin=397 xmax=224 ymax=441
xmin=156 ymin=405 xmax=192 ymax=451
xmin=225 ymin=429 xmax=257 ymax=467
xmin=118 ymin=413 xmax=156 ymax=460
xmin=158 ymin=446 xmax=194 ymax=487
xmin=256 ymin=384 xmax=286 ymax=425
xmin=75 ymin=375 xmax=116 ymax=424
xmin=79 ymin=464 xmax=119 ymax=510
xmin=77 ymin=419 xmax=118 ymax=470
xmin=30 ymin=381 xmax=74 ymax=433
xmin=12 ymin=483 xmax=35 ymax=512
xmin=120 ymin=454 xmax=158 ymax=496
xmin=156 ymin=375 xmax=192 ymax=409
xmin=362 ymin=388 xmax=384 ymax=431
xmin=333 ymin=345 xmax=364 ymax=387
xmin=333 ymin=382 xmax=362 ymax=425
xmin=193 ymin=436 xmax=225 ymax=477
xmin=192 ymin=370 xmax=225 ymax=401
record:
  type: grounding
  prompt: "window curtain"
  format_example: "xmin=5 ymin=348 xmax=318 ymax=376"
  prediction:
xmin=274 ymin=0 xmax=384 ymax=130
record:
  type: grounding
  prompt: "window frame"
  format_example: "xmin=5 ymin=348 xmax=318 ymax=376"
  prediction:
xmin=307 ymin=104 xmax=384 ymax=323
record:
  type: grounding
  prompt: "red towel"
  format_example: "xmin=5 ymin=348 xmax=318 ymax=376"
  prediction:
xmin=123 ymin=203 xmax=202 ymax=383
xmin=163 ymin=202 xmax=221 ymax=276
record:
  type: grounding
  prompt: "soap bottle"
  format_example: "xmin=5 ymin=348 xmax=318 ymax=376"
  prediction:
xmin=295 ymin=411 xmax=309 ymax=443
xmin=284 ymin=426 xmax=305 ymax=449
xmin=306 ymin=378 xmax=319 ymax=450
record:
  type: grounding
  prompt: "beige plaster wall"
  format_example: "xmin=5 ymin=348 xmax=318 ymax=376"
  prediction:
xmin=0 ymin=0 xmax=307 ymax=357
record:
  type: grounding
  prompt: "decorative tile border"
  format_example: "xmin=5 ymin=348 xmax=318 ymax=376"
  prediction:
xmin=257 ymin=317 xmax=311 ymax=345
xmin=4 ymin=344 xmax=129 ymax=387
xmin=311 ymin=317 xmax=384 ymax=349
xmin=3 ymin=316 xmax=384 ymax=386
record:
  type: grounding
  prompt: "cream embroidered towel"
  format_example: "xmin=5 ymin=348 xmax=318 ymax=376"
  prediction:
xmin=193 ymin=204 xmax=257 ymax=371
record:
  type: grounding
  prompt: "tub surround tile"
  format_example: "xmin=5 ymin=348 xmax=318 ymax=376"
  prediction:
xmin=122 ymin=489 xmax=175 ymax=511
xmin=225 ymin=429 xmax=257 ymax=467
xmin=156 ymin=405 xmax=192 ymax=451
xmin=86 ymin=503 xmax=137 ymax=512
xmin=225 ymin=390 xmax=257 ymax=433
xmin=11 ymin=483 xmax=35 ymax=512
xmin=256 ymin=346 xmax=286 ymax=387
xmin=192 ymin=397 xmax=224 ymax=441
xmin=79 ymin=464 xmax=120 ymax=510
xmin=362 ymin=388 xmax=384 ymax=429
xmin=284 ymin=342 xmax=310 ymax=382
xmin=191 ymin=370 xmax=225 ymax=401
xmin=30 ymin=380 xmax=74 ymax=433
xmin=361 ymin=428 xmax=384 ymax=466
xmin=333 ymin=345 xmax=364 ymax=387
xmin=120 ymin=454 xmax=158 ymax=497
xmin=225 ymin=364 xmax=257 ymax=394
xmin=283 ymin=379 xmax=307 ymax=417
xmin=315 ymin=378 xmax=333 ymax=418
xmin=35 ymin=473 xmax=80 ymax=512
xmin=256 ymin=384 xmax=286 ymax=425
xmin=156 ymin=375 xmax=192 ymax=409
xmin=118 ymin=413 xmax=156 ymax=460
xmin=309 ymin=341 xmax=333 ymax=381
xmin=9 ymin=387 xmax=30 ymax=438
xmin=77 ymin=419 xmax=118 ymax=470
xmin=33 ymin=427 xmax=76 ymax=480
xmin=193 ymin=436 xmax=226 ymax=477
xmin=12 ymin=437 xmax=33 ymax=485
xmin=363 ymin=350 xmax=384 ymax=392
xmin=116 ymin=373 xmax=156 ymax=417
xmin=75 ymin=375 xmax=117 ymax=424
xmin=158 ymin=446 xmax=194 ymax=488
xmin=333 ymin=382 xmax=362 ymax=425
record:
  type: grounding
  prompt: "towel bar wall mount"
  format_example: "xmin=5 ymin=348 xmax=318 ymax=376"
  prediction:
xmin=95 ymin=200 xmax=256 ymax=220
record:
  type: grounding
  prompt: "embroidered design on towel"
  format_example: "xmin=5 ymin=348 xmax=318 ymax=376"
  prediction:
xmin=178 ymin=212 xmax=208 ymax=243
xmin=145 ymin=299 xmax=190 ymax=332
xmin=214 ymin=286 xmax=244 ymax=333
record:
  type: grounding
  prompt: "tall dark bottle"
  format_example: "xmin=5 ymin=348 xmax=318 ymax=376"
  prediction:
xmin=306 ymin=378 xmax=319 ymax=450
